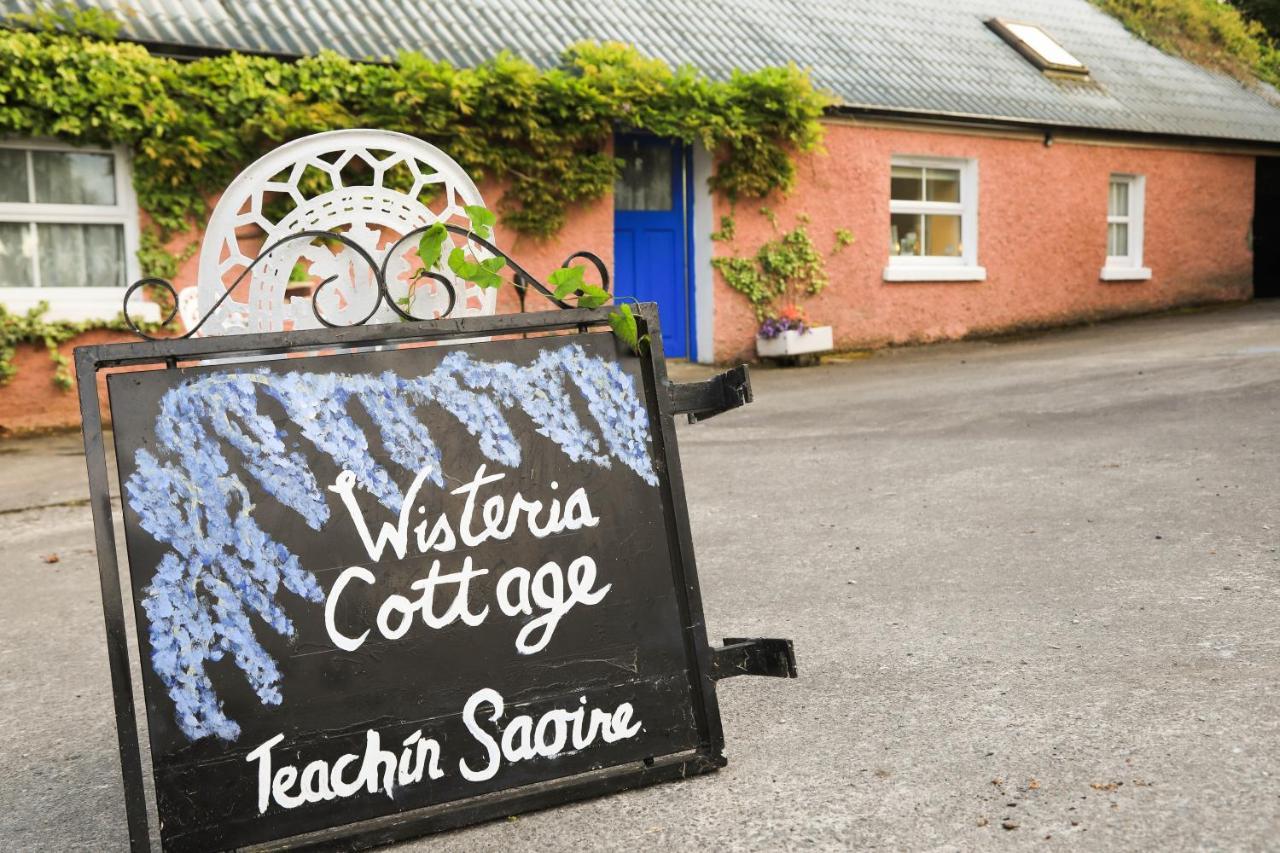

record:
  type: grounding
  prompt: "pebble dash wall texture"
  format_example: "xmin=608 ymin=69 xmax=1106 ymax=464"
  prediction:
xmin=712 ymin=121 xmax=1256 ymax=362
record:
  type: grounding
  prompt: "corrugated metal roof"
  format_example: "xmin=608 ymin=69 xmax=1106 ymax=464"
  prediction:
xmin=6 ymin=0 xmax=1280 ymax=143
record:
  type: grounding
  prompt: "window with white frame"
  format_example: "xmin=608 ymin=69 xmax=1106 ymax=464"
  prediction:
xmin=1102 ymin=174 xmax=1149 ymax=280
xmin=0 ymin=141 xmax=143 ymax=319
xmin=885 ymin=156 xmax=985 ymax=281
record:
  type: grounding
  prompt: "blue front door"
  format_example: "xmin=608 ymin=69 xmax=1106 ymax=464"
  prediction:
xmin=613 ymin=136 xmax=692 ymax=358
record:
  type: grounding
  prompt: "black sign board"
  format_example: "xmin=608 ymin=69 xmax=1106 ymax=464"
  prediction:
xmin=77 ymin=305 xmax=794 ymax=852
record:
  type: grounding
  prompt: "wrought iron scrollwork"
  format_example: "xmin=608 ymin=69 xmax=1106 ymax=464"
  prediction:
xmin=123 ymin=225 xmax=610 ymax=341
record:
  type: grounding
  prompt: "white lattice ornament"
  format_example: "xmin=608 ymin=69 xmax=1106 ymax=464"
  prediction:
xmin=196 ymin=129 xmax=498 ymax=336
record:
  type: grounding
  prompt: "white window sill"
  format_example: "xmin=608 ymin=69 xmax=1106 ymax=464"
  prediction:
xmin=1099 ymin=266 xmax=1152 ymax=281
xmin=883 ymin=265 xmax=987 ymax=282
xmin=0 ymin=287 xmax=160 ymax=322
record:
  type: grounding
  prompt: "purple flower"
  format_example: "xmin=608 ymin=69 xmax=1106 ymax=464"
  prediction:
xmin=758 ymin=315 xmax=810 ymax=339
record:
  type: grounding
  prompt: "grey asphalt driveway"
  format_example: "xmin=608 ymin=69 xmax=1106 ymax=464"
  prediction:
xmin=2 ymin=302 xmax=1279 ymax=851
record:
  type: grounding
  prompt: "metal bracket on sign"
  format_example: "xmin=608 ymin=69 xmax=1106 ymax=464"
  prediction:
xmin=710 ymin=637 xmax=797 ymax=681
xmin=667 ymin=365 xmax=752 ymax=424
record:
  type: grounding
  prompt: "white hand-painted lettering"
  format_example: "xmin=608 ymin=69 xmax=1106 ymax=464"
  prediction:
xmin=247 ymin=689 xmax=640 ymax=811
xmin=324 ymin=565 xmax=373 ymax=652
xmin=328 ymin=465 xmax=434 ymax=563
xmin=460 ymin=688 xmax=643 ymax=783
xmin=324 ymin=555 xmax=607 ymax=653
xmin=334 ymin=464 xmax=600 ymax=565
xmin=247 ymin=728 xmax=444 ymax=814
xmin=495 ymin=556 xmax=611 ymax=654
xmin=324 ymin=464 xmax=611 ymax=655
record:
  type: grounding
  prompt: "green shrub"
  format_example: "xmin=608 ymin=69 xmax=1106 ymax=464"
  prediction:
xmin=1094 ymin=0 xmax=1280 ymax=86
xmin=0 ymin=21 xmax=830 ymax=253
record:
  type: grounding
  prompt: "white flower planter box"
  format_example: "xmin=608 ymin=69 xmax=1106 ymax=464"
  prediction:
xmin=756 ymin=325 xmax=833 ymax=359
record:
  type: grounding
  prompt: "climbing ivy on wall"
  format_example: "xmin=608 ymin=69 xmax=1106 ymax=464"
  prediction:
xmin=0 ymin=8 xmax=828 ymax=389
xmin=0 ymin=9 xmax=829 ymax=253
xmin=712 ymin=211 xmax=853 ymax=323
xmin=0 ymin=301 xmax=162 ymax=390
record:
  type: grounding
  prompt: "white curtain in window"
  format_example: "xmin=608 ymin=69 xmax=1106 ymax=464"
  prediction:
xmin=37 ymin=224 xmax=125 ymax=288
xmin=0 ymin=223 xmax=34 ymax=287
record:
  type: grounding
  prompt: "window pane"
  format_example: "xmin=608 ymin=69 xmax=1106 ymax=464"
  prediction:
xmin=891 ymin=165 xmax=923 ymax=201
xmin=32 ymin=150 xmax=117 ymax=205
xmin=1108 ymin=179 xmax=1129 ymax=217
xmin=924 ymin=214 xmax=962 ymax=256
xmin=1108 ymin=222 xmax=1129 ymax=257
xmin=37 ymin=223 xmax=125 ymax=287
xmin=1004 ymin=23 xmax=1087 ymax=70
xmin=0 ymin=223 xmax=34 ymax=286
xmin=0 ymin=149 xmax=29 ymax=203
xmin=925 ymin=168 xmax=960 ymax=202
xmin=890 ymin=212 xmax=922 ymax=256
xmin=615 ymin=143 xmax=672 ymax=211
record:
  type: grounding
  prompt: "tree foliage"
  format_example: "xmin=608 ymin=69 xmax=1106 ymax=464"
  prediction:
xmin=1094 ymin=0 xmax=1280 ymax=87
xmin=1232 ymin=0 xmax=1280 ymax=41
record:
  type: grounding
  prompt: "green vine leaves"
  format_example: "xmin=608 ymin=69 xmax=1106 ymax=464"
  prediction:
xmin=550 ymin=265 xmax=647 ymax=354
xmin=0 ymin=15 xmax=825 ymax=379
xmin=711 ymin=210 xmax=855 ymax=321
xmin=0 ymin=22 xmax=829 ymax=279
xmin=549 ymin=266 xmax=609 ymax=309
xmin=606 ymin=303 xmax=649 ymax=355
xmin=550 ymin=267 xmax=649 ymax=355
xmin=415 ymin=224 xmax=448 ymax=273
xmin=0 ymin=301 xmax=162 ymax=389
xmin=445 ymin=207 xmax=506 ymax=290
xmin=398 ymin=206 xmax=507 ymax=314
xmin=405 ymin=206 xmax=646 ymax=354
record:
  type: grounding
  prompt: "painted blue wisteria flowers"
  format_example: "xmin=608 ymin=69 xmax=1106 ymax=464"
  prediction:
xmin=126 ymin=343 xmax=656 ymax=742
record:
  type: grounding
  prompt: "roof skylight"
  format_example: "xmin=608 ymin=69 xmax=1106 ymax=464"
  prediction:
xmin=987 ymin=19 xmax=1088 ymax=76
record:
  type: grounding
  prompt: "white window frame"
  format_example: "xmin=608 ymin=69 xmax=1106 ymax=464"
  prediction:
xmin=1101 ymin=173 xmax=1150 ymax=281
xmin=0 ymin=139 xmax=147 ymax=320
xmin=884 ymin=155 xmax=985 ymax=282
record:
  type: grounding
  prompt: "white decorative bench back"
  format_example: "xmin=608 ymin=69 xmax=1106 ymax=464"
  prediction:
xmin=194 ymin=129 xmax=497 ymax=336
